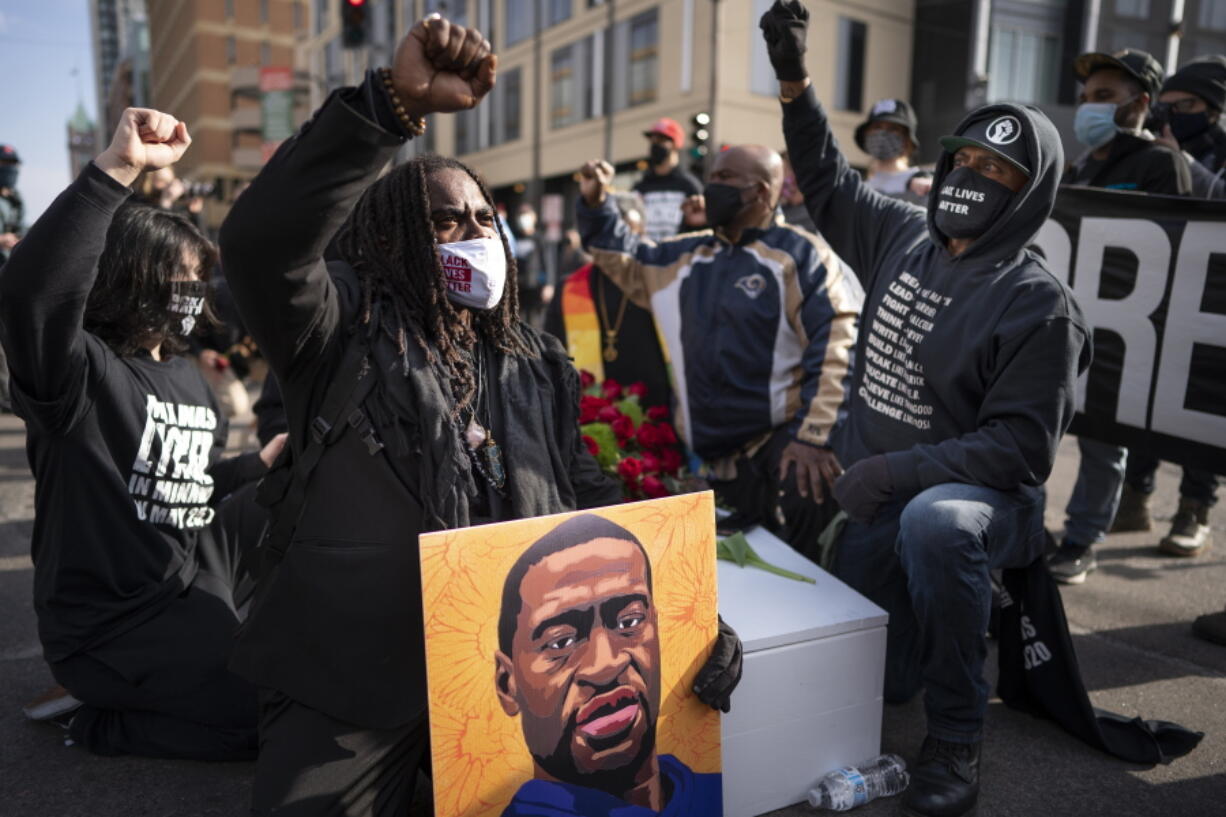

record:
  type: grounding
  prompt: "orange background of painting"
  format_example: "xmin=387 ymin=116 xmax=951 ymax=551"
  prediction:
xmin=419 ymin=492 xmax=721 ymax=817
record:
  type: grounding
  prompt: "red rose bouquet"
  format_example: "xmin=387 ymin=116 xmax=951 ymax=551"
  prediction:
xmin=577 ymin=372 xmax=688 ymax=501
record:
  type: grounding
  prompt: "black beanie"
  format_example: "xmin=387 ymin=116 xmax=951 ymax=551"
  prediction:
xmin=1161 ymin=55 xmax=1226 ymax=112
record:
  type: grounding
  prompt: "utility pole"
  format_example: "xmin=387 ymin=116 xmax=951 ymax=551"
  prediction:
xmin=706 ymin=0 xmax=720 ymax=174
xmin=603 ymin=0 xmax=616 ymax=160
xmin=532 ymin=0 xmax=543 ymax=213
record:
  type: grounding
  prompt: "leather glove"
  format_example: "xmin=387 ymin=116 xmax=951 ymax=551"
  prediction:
xmin=693 ymin=615 xmax=744 ymax=713
xmin=831 ymin=454 xmax=894 ymax=524
xmin=759 ymin=0 xmax=810 ymax=82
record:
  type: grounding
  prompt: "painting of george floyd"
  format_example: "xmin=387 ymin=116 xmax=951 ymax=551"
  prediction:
xmin=419 ymin=492 xmax=723 ymax=817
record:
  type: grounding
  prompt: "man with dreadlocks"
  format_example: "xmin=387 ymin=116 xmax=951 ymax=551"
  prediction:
xmin=220 ymin=16 xmax=742 ymax=816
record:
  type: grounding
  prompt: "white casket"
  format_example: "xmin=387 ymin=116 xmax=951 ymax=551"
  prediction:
xmin=717 ymin=525 xmax=888 ymax=817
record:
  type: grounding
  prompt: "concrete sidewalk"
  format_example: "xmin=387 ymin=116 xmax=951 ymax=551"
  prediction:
xmin=1 ymin=411 xmax=1222 ymax=816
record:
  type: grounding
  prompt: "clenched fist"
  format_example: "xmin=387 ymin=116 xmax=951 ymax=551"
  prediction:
xmin=392 ymin=15 xmax=496 ymax=119
xmin=578 ymin=159 xmax=614 ymax=207
xmin=95 ymin=108 xmax=192 ymax=188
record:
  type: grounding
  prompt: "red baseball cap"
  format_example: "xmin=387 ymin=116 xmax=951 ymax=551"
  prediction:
xmin=643 ymin=118 xmax=685 ymax=148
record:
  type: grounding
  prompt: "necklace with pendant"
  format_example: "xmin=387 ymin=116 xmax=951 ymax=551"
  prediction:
xmin=597 ymin=273 xmax=629 ymax=363
xmin=462 ymin=344 xmax=507 ymax=494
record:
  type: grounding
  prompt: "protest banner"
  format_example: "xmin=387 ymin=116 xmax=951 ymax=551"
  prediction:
xmin=418 ymin=493 xmax=723 ymax=817
xmin=1033 ymin=186 xmax=1226 ymax=474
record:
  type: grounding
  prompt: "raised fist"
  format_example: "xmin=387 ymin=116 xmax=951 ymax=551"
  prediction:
xmin=392 ymin=15 xmax=496 ymax=118
xmin=578 ymin=159 xmax=614 ymax=207
xmin=96 ymin=108 xmax=191 ymax=187
xmin=759 ymin=0 xmax=810 ymax=82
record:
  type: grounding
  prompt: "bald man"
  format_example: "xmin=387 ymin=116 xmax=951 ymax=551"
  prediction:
xmin=576 ymin=147 xmax=861 ymax=558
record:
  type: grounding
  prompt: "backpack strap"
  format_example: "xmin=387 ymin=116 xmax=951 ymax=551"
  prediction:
xmin=257 ymin=338 xmax=381 ymax=567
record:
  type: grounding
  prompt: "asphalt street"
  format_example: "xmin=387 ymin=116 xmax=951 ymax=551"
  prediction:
xmin=1 ymin=411 xmax=1223 ymax=816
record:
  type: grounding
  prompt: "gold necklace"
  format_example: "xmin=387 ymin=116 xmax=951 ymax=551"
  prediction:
xmin=596 ymin=272 xmax=630 ymax=363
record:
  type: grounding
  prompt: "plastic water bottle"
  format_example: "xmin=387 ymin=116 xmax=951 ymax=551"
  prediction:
xmin=807 ymin=754 xmax=909 ymax=811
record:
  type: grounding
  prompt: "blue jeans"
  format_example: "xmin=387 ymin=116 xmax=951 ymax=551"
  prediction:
xmin=834 ymin=483 xmax=1045 ymax=743
xmin=1064 ymin=437 xmax=1128 ymax=546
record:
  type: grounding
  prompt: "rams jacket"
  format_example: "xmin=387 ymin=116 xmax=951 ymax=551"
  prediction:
xmin=576 ymin=198 xmax=861 ymax=463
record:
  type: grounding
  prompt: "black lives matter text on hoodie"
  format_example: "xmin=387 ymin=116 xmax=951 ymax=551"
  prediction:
xmin=783 ymin=90 xmax=1091 ymax=501
xmin=0 ymin=163 xmax=263 ymax=662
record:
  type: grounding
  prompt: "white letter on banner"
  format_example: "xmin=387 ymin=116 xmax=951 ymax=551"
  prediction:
xmin=1151 ymin=221 xmax=1226 ymax=447
xmin=1071 ymin=218 xmax=1169 ymax=427
xmin=1033 ymin=220 xmax=1072 ymax=286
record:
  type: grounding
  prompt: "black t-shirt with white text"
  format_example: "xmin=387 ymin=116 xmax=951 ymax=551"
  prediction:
xmin=634 ymin=166 xmax=703 ymax=242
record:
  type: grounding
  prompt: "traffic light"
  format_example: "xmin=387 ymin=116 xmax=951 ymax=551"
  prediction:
xmin=689 ymin=112 xmax=711 ymax=161
xmin=341 ymin=0 xmax=370 ymax=48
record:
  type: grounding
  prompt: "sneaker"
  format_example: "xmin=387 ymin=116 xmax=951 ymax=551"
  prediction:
xmin=1192 ymin=609 xmax=1226 ymax=646
xmin=1158 ymin=499 xmax=1212 ymax=557
xmin=22 ymin=685 xmax=82 ymax=722
xmin=1110 ymin=484 xmax=1153 ymax=533
xmin=1047 ymin=541 xmax=1097 ymax=585
xmin=902 ymin=736 xmax=981 ymax=817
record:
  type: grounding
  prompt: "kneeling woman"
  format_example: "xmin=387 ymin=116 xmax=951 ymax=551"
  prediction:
xmin=1 ymin=110 xmax=284 ymax=759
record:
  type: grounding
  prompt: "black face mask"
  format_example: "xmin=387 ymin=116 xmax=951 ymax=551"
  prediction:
xmin=932 ymin=166 xmax=1014 ymax=240
xmin=1169 ymin=110 xmax=1213 ymax=144
xmin=168 ymin=280 xmax=208 ymax=335
xmin=703 ymin=182 xmax=754 ymax=229
xmin=648 ymin=142 xmax=671 ymax=165
xmin=0 ymin=165 xmax=17 ymax=190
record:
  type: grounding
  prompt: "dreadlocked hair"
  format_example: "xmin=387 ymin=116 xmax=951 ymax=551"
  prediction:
xmin=333 ymin=154 xmax=531 ymax=419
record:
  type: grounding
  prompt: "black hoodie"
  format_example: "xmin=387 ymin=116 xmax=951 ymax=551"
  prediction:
xmin=782 ymin=87 xmax=1091 ymax=500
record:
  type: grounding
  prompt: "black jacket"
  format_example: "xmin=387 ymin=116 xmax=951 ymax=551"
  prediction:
xmin=1065 ymin=131 xmax=1191 ymax=194
xmin=783 ymin=88 xmax=1090 ymax=500
xmin=220 ymin=81 xmax=620 ymax=728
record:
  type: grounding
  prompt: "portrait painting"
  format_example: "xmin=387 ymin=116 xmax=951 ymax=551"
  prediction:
xmin=418 ymin=491 xmax=723 ymax=817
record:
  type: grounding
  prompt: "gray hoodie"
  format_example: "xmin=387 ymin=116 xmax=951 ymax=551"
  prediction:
xmin=782 ymin=87 xmax=1091 ymax=500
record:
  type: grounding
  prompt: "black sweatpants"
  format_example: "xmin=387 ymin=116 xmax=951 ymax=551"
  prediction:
xmin=252 ymin=690 xmax=431 ymax=817
xmin=710 ymin=428 xmax=840 ymax=562
xmin=49 ymin=483 xmax=265 ymax=760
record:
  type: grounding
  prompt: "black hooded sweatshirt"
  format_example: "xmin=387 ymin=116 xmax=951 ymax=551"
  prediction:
xmin=782 ymin=88 xmax=1090 ymax=501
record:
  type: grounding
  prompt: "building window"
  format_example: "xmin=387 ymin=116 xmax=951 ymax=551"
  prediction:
xmin=426 ymin=0 xmax=468 ymax=26
xmin=1199 ymin=0 xmax=1226 ymax=31
xmin=226 ymin=35 xmax=237 ymax=65
xmin=834 ymin=17 xmax=866 ymax=112
xmin=226 ymin=0 xmax=235 ymax=19
xmin=293 ymin=1 xmax=304 ymax=30
xmin=315 ymin=0 xmax=329 ymax=34
xmin=261 ymin=41 xmax=271 ymax=65
xmin=506 ymin=0 xmax=536 ymax=45
xmin=547 ymin=0 xmax=571 ymax=27
xmin=490 ymin=66 xmax=523 ymax=144
xmin=260 ymin=0 xmax=270 ymax=23
xmin=1114 ymin=0 xmax=1150 ymax=18
xmin=456 ymin=108 xmax=479 ymax=154
xmin=325 ymin=37 xmax=342 ymax=86
xmin=551 ymin=44 xmax=577 ymax=128
xmin=627 ymin=10 xmax=658 ymax=106
xmin=988 ymin=27 xmax=1061 ymax=104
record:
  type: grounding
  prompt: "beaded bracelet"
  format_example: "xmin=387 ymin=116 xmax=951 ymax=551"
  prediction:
xmin=378 ymin=67 xmax=427 ymax=138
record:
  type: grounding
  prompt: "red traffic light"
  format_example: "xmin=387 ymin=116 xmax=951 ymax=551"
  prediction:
xmin=347 ymin=0 xmax=366 ymax=6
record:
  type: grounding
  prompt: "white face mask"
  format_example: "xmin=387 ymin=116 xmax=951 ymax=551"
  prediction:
xmin=439 ymin=237 xmax=507 ymax=311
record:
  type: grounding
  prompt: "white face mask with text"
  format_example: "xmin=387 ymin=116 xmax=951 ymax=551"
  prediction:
xmin=439 ymin=237 xmax=507 ymax=311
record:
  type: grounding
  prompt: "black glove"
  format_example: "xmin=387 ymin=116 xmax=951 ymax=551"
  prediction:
xmin=759 ymin=0 xmax=810 ymax=82
xmin=693 ymin=615 xmax=744 ymax=713
xmin=831 ymin=454 xmax=893 ymax=524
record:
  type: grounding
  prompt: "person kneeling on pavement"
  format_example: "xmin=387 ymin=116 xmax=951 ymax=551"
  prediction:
xmin=1 ymin=109 xmax=286 ymax=758
xmin=220 ymin=17 xmax=742 ymax=814
xmin=760 ymin=3 xmax=1091 ymax=816
xmin=575 ymin=146 xmax=860 ymax=563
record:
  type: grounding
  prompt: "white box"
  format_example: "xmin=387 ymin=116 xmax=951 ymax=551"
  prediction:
xmin=717 ymin=526 xmax=888 ymax=817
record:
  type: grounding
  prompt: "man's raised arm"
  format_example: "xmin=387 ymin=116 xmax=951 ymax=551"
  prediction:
xmin=761 ymin=0 xmax=924 ymax=288
xmin=220 ymin=16 xmax=496 ymax=377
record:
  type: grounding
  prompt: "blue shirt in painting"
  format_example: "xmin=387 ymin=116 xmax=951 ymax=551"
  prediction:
xmin=500 ymin=754 xmax=722 ymax=817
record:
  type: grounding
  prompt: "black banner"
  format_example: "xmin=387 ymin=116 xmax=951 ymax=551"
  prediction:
xmin=1032 ymin=186 xmax=1226 ymax=475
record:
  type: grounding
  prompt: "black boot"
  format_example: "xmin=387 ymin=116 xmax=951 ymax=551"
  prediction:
xmin=902 ymin=736 xmax=981 ymax=817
